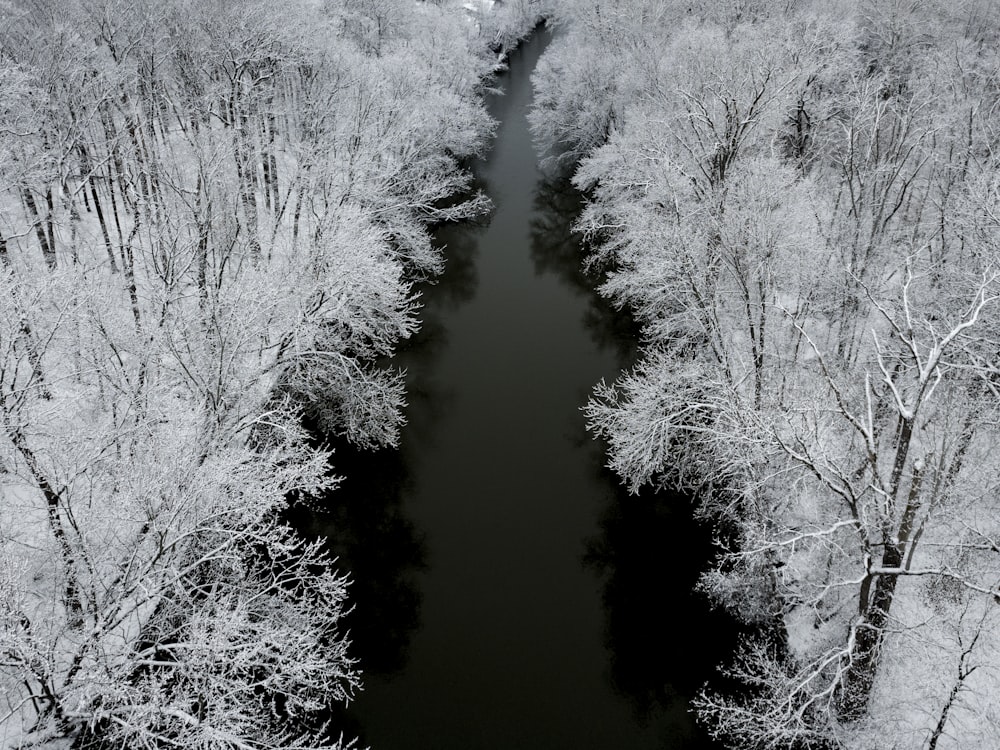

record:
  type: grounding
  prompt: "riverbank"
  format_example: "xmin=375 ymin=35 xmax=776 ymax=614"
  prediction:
xmin=0 ymin=2 xmax=544 ymax=746
xmin=529 ymin=2 xmax=1000 ymax=747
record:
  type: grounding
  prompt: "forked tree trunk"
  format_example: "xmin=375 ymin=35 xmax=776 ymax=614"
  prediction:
xmin=6 ymin=425 xmax=83 ymax=628
xmin=839 ymin=454 xmax=923 ymax=719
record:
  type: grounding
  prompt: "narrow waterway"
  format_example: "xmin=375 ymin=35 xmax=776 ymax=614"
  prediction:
xmin=299 ymin=28 xmax=737 ymax=749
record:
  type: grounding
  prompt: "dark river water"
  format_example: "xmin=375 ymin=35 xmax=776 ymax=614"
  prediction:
xmin=296 ymin=28 xmax=737 ymax=750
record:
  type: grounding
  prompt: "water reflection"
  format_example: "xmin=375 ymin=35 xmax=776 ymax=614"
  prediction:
xmin=288 ymin=439 xmax=427 ymax=678
xmin=529 ymin=173 xmax=638 ymax=365
xmin=286 ymin=212 xmax=487 ymax=680
xmin=529 ymin=169 xmax=739 ymax=742
xmin=286 ymin=211 xmax=492 ymax=749
xmin=289 ymin=28 xmax=743 ymax=748
xmin=428 ymin=212 xmax=483 ymax=313
xmin=528 ymin=169 xmax=587 ymax=283
xmin=585 ymin=482 xmax=742 ymax=742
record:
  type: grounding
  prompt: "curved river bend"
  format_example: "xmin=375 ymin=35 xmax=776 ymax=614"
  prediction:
xmin=298 ymin=29 xmax=737 ymax=750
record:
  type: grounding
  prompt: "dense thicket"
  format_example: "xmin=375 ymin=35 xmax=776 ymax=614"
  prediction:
xmin=0 ymin=0 xmax=543 ymax=746
xmin=531 ymin=1 xmax=1000 ymax=747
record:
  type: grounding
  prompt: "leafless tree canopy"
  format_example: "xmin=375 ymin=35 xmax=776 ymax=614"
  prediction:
xmin=533 ymin=0 xmax=1000 ymax=746
xmin=0 ymin=0 xmax=546 ymax=747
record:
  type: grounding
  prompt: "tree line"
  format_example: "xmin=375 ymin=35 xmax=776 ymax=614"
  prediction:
xmin=531 ymin=0 xmax=1000 ymax=747
xmin=0 ymin=0 xmax=543 ymax=746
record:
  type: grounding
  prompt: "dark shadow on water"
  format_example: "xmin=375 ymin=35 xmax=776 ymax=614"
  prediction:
xmin=285 ymin=197 xmax=492 ymax=747
xmin=284 ymin=437 xmax=427 ymax=750
xmin=285 ymin=210 xmax=486 ymax=684
xmin=528 ymin=169 xmax=587 ymax=287
xmin=427 ymin=211 xmax=483 ymax=313
xmin=392 ymin=316 xmax=458 ymax=454
xmin=530 ymin=171 xmax=740 ymax=745
xmin=584 ymin=473 xmax=742 ymax=745
xmin=287 ymin=438 xmax=427 ymax=679
xmin=529 ymin=173 xmax=639 ymax=366
xmin=391 ymin=210 xmax=488 ymax=448
xmin=287 ymin=26 xmax=749 ymax=749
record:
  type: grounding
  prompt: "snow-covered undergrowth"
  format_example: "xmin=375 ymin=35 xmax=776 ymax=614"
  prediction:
xmin=0 ymin=0 xmax=545 ymax=746
xmin=531 ymin=0 xmax=1000 ymax=747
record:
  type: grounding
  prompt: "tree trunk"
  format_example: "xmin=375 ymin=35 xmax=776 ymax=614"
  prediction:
xmin=122 ymin=216 xmax=143 ymax=335
xmin=233 ymin=99 xmax=262 ymax=263
xmin=262 ymin=109 xmax=280 ymax=212
xmin=195 ymin=171 xmax=211 ymax=306
xmin=840 ymin=458 xmax=923 ymax=719
xmin=79 ymin=143 xmax=119 ymax=272
xmin=5 ymin=423 xmax=83 ymax=628
xmin=839 ymin=544 xmax=901 ymax=720
xmin=22 ymin=188 xmax=56 ymax=269
xmin=44 ymin=187 xmax=56 ymax=259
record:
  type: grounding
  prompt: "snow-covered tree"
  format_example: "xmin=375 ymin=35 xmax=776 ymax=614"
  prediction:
xmin=536 ymin=0 xmax=1000 ymax=745
xmin=0 ymin=0 xmax=523 ymax=745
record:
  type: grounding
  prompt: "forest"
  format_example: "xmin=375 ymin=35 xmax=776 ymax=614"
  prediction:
xmin=0 ymin=0 xmax=542 ymax=746
xmin=2 ymin=0 xmax=999 ymax=748
xmin=530 ymin=0 xmax=1000 ymax=747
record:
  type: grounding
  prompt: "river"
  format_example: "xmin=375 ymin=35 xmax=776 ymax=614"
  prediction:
xmin=296 ymin=27 xmax=737 ymax=750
